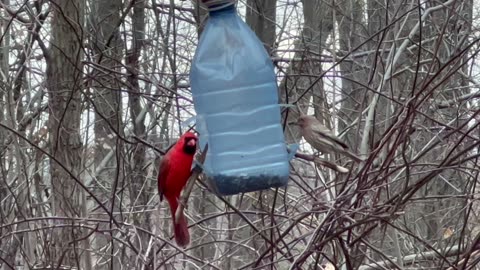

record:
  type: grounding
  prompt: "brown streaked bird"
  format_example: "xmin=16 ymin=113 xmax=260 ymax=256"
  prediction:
xmin=294 ymin=115 xmax=364 ymax=162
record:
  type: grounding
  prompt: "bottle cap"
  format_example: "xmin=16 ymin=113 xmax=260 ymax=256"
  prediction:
xmin=199 ymin=0 xmax=236 ymax=12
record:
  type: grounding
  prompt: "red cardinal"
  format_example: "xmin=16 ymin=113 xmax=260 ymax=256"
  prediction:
xmin=157 ymin=132 xmax=198 ymax=248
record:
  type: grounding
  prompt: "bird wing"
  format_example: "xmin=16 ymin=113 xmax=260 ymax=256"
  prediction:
xmin=157 ymin=156 xmax=170 ymax=202
xmin=310 ymin=124 xmax=349 ymax=150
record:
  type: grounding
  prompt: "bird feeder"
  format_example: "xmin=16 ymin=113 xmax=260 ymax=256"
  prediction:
xmin=190 ymin=0 xmax=290 ymax=195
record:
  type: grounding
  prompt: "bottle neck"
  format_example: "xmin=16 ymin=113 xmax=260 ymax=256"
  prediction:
xmin=209 ymin=4 xmax=236 ymax=16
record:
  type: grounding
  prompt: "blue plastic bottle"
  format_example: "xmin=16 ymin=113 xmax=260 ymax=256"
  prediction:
xmin=190 ymin=3 xmax=289 ymax=195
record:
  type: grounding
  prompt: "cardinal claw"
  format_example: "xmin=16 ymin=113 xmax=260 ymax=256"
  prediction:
xmin=192 ymin=160 xmax=204 ymax=173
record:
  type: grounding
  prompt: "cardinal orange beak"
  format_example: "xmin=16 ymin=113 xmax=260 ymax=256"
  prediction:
xmin=186 ymin=138 xmax=197 ymax=147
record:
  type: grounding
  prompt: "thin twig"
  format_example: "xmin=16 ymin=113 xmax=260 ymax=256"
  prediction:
xmin=294 ymin=151 xmax=350 ymax=173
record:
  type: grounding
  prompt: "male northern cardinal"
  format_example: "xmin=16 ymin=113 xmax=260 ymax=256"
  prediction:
xmin=157 ymin=132 xmax=198 ymax=248
xmin=294 ymin=115 xmax=363 ymax=162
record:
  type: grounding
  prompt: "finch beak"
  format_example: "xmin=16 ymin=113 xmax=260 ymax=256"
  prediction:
xmin=288 ymin=121 xmax=298 ymax=126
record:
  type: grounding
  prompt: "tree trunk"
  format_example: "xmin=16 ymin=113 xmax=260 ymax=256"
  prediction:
xmin=246 ymin=0 xmax=277 ymax=54
xmin=47 ymin=0 xmax=85 ymax=267
xmin=281 ymin=0 xmax=334 ymax=143
xmin=88 ymin=0 xmax=124 ymax=268
xmin=126 ymin=0 xmax=153 ymax=265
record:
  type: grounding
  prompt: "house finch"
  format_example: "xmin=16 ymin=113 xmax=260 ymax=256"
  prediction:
xmin=157 ymin=132 xmax=198 ymax=248
xmin=294 ymin=115 xmax=363 ymax=162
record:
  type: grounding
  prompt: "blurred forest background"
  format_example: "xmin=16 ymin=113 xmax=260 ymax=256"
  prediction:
xmin=1 ymin=0 xmax=480 ymax=269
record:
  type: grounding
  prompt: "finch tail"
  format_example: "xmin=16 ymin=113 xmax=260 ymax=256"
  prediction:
xmin=167 ymin=197 xmax=190 ymax=248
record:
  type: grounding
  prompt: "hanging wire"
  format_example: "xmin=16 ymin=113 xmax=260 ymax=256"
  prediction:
xmin=198 ymin=0 xmax=237 ymax=12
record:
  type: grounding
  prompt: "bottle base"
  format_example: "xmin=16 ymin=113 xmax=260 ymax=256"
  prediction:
xmin=205 ymin=174 xmax=289 ymax=195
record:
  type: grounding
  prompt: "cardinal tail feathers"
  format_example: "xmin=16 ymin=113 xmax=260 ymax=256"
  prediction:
xmin=168 ymin=198 xmax=190 ymax=248
xmin=173 ymin=211 xmax=190 ymax=248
